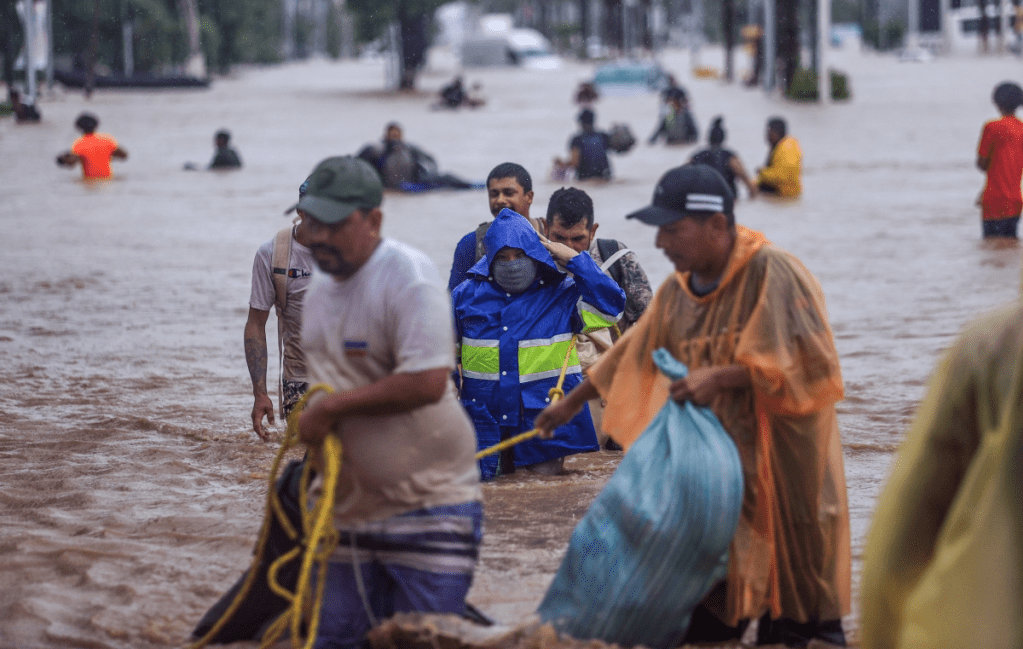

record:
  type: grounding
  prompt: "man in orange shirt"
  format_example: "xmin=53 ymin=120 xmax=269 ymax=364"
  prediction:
xmin=976 ymin=82 xmax=1023 ymax=238
xmin=57 ymin=113 xmax=128 ymax=179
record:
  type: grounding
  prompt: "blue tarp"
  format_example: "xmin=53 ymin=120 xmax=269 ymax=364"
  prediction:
xmin=538 ymin=348 xmax=744 ymax=649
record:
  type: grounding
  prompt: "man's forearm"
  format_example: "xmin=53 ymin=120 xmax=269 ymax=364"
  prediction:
xmin=244 ymin=325 xmax=269 ymax=397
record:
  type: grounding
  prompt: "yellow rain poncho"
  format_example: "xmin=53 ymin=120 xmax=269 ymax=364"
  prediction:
xmin=757 ymin=135 xmax=802 ymax=197
xmin=860 ymin=302 xmax=1023 ymax=649
xmin=588 ymin=226 xmax=850 ymax=626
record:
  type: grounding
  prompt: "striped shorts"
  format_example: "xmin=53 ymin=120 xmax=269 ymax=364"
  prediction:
xmin=313 ymin=501 xmax=484 ymax=649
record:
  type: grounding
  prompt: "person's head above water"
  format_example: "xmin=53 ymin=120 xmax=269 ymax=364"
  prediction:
xmin=766 ymin=116 xmax=787 ymax=146
xmin=75 ymin=112 xmax=99 ymax=134
xmin=993 ymin=82 xmax=1023 ymax=115
xmin=578 ymin=108 xmax=596 ymax=131
xmin=291 ymin=156 xmax=384 ymax=279
xmin=214 ymin=129 xmax=231 ymax=147
xmin=384 ymin=122 xmax=403 ymax=142
xmin=546 ymin=187 xmax=597 ymax=254
xmin=627 ymin=164 xmax=736 ymax=281
xmin=709 ymin=116 xmax=726 ymax=146
xmin=486 ymin=162 xmax=533 ymax=217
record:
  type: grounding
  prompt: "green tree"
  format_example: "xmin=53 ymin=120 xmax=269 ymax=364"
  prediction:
xmin=347 ymin=0 xmax=446 ymax=88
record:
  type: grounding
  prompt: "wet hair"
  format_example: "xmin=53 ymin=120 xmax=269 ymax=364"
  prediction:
xmin=767 ymin=117 xmax=787 ymax=138
xmin=75 ymin=112 xmax=99 ymax=133
xmin=993 ymin=82 xmax=1023 ymax=113
xmin=486 ymin=162 xmax=532 ymax=194
xmin=385 ymin=121 xmax=401 ymax=132
xmin=215 ymin=129 xmax=231 ymax=143
xmin=546 ymin=187 xmax=594 ymax=228
xmin=578 ymin=108 xmax=595 ymax=126
xmin=709 ymin=116 xmax=726 ymax=145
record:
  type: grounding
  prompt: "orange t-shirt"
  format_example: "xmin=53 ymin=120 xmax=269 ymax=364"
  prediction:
xmin=71 ymin=133 xmax=119 ymax=179
xmin=978 ymin=116 xmax=1023 ymax=219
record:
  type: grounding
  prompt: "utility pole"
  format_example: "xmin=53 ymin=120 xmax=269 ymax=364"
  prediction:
xmin=177 ymin=0 xmax=206 ymax=77
xmin=22 ymin=0 xmax=37 ymax=103
xmin=45 ymin=0 xmax=53 ymax=90
xmin=817 ymin=0 xmax=829 ymax=103
xmin=763 ymin=0 xmax=775 ymax=91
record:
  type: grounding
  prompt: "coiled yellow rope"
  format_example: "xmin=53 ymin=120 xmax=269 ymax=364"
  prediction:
xmin=189 ymin=384 xmax=340 ymax=649
xmin=193 ymin=336 xmax=579 ymax=648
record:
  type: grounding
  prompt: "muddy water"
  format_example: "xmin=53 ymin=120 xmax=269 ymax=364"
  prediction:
xmin=2 ymin=46 xmax=1021 ymax=649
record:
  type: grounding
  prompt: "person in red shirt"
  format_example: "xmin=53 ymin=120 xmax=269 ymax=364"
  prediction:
xmin=57 ymin=113 xmax=128 ymax=179
xmin=976 ymin=82 xmax=1023 ymax=238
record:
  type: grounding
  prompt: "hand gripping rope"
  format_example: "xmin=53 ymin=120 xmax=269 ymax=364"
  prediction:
xmin=474 ymin=334 xmax=578 ymax=460
xmin=192 ymin=336 xmax=579 ymax=648
xmin=190 ymin=384 xmax=340 ymax=649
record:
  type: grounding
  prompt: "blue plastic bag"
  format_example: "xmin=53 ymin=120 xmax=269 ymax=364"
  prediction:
xmin=537 ymin=348 xmax=744 ymax=649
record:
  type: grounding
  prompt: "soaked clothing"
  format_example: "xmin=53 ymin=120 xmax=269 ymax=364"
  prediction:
xmin=315 ymin=502 xmax=483 ymax=649
xmin=982 ymin=215 xmax=1019 ymax=238
xmin=209 ymin=146 xmax=242 ymax=169
xmin=757 ymin=135 xmax=802 ymax=197
xmin=860 ymin=303 xmax=1023 ymax=649
xmin=301 ymin=239 xmax=482 ymax=523
xmin=691 ymin=147 xmax=739 ymax=198
xmin=452 ymin=209 xmax=624 ymax=480
xmin=587 ymin=238 xmax=653 ymax=332
xmin=71 ymin=132 xmax=119 ymax=179
xmin=302 ymin=238 xmax=482 ymax=648
xmin=249 ymin=232 xmax=316 ymax=383
xmin=977 ymin=115 xmax=1023 ymax=223
xmin=648 ymin=107 xmax=698 ymax=145
xmin=570 ymin=131 xmax=612 ymax=180
xmin=588 ymin=226 xmax=850 ymax=628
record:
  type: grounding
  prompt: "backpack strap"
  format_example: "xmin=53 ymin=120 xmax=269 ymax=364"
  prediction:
xmin=597 ymin=238 xmax=628 ymax=288
xmin=473 ymin=222 xmax=491 ymax=262
xmin=270 ymin=226 xmax=293 ymax=418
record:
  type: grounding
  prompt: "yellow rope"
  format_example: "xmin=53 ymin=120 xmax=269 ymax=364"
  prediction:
xmin=475 ymin=335 xmax=578 ymax=460
xmin=189 ymin=384 xmax=341 ymax=649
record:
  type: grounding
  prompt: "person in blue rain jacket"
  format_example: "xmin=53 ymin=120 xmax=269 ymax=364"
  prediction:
xmin=452 ymin=208 xmax=626 ymax=480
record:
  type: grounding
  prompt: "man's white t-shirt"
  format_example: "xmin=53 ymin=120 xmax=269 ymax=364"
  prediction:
xmin=249 ymin=233 xmax=316 ymax=382
xmin=302 ymin=239 xmax=481 ymax=523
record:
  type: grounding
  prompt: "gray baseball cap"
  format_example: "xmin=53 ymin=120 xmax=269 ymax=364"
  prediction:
xmin=288 ymin=156 xmax=383 ymax=224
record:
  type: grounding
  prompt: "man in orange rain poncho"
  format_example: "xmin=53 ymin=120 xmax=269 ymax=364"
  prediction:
xmin=536 ymin=164 xmax=851 ymax=647
xmin=860 ymin=301 xmax=1023 ymax=649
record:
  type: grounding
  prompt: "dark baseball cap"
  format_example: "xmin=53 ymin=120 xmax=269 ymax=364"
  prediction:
xmin=288 ymin=156 xmax=383 ymax=224
xmin=626 ymin=164 xmax=734 ymax=226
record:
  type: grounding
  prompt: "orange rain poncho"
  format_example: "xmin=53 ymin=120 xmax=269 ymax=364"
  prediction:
xmin=588 ymin=226 xmax=850 ymax=626
xmin=860 ymin=303 xmax=1023 ymax=649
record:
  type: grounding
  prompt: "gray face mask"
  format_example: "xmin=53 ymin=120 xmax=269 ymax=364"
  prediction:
xmin=492 ymin=257 xmax=538 ymax=293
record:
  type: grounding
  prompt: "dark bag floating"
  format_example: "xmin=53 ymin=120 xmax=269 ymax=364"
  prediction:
xmin=191 ymin=459 xmax=305 ymax=643
xmin=537 ymin=348 xmax=743 ymax=649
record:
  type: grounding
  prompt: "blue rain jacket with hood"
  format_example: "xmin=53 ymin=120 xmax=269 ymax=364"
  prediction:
xmin=452 ymin=208 xmax=626 ymax=480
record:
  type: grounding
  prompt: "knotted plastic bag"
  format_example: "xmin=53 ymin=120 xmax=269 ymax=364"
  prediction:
xmin=537 ymin=348 xmax=743 ymax=649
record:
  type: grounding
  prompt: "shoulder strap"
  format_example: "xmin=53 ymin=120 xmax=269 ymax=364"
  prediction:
xmin=597 ymin=239 xmax=628 ymax=287
xmin=473 ymin=222 xmax=491 ymax=262
xmin=270 ymin=226 xmax=293 ymax=418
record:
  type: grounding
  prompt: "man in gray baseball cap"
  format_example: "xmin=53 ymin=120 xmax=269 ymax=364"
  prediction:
xmin=536 ymin=162 xmax=851 ymax=647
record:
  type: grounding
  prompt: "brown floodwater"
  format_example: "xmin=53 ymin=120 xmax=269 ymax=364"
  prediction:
xmin=1 ymin=45 xmax=1021 ymax=649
